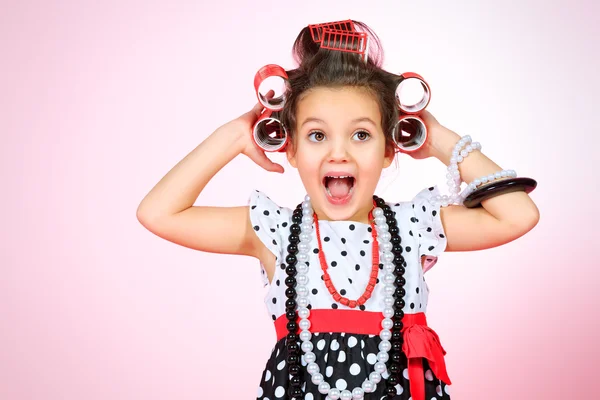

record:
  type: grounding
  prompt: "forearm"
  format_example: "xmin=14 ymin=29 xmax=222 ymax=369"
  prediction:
xmin=431 ymin=126 xmax=540 ymax=226
xmin=137 ymin=127 xmax=244 ymax=219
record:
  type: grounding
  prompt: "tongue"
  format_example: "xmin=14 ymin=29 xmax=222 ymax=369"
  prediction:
xmin=328 ymin=178 xmax=352 ymax=198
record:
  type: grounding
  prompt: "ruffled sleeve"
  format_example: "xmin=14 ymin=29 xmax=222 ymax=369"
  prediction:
xmin=410 ymin=186 xmax=448 ymax=273
xmin=248 ymin=190 xmax=290 ymax=287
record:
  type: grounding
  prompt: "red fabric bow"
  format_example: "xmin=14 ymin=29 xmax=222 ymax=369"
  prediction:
xmin=402 ymin=324 xmax=451 ymax=400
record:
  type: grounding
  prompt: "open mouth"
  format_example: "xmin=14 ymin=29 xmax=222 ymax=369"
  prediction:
xmin=323 ymin=174 xmax=356 ymax=205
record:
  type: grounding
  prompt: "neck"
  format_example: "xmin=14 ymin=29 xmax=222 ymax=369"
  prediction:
xmin=312 ymin=203 xmax=374 ymax=225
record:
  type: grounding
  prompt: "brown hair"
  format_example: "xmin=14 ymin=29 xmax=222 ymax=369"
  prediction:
xmin=280 ymin=21 xmax=400 ymax=157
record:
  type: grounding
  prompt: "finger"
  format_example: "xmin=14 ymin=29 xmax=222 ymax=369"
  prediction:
xmin=250 ymin=100 xmax=264 ymax=117
xmin=250 ymin=149 xmax=285 ymax=173
xmin=248 ymin=89 xmax=277 ymax=119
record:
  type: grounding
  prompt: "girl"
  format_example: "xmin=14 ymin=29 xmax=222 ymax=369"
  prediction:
xmin=137 ymin=20 xmax=540 ymax=400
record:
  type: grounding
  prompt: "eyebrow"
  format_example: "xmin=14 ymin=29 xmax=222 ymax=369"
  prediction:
xmin=300 ymin=117 xmax=377 ymax=128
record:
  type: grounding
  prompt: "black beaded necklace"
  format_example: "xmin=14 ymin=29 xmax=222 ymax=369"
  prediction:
xmin=283 ymin=195 xmax=407 ymax=399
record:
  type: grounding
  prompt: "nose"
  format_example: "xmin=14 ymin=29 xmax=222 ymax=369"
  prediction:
xmin=327 ymin=138 xmax=351 ymax=163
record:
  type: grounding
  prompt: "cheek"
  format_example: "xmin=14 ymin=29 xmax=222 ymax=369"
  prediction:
xmin=296 ymin=152 xmax=322 ymax=180
xmin=360 ymin=165 xmax=381 ymax=185
xmin=356 ymin=148 xmax=386 ymax=184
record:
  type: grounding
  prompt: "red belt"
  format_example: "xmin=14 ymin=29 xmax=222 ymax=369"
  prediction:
xmin=274 ymin=309 xmax=451 ymax=400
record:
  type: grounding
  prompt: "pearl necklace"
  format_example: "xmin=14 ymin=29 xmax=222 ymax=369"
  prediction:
xmin=291 ymin=196 xmax=401 ymax=400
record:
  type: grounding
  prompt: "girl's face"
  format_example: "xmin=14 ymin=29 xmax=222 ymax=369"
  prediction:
xmin=287 ymin=86 xmax=394 ymax=223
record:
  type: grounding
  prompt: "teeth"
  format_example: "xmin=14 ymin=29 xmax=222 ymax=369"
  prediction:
xmin=327 ymin=175 xmax=351 ymax=179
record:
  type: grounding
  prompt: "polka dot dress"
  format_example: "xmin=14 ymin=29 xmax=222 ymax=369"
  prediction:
xmin=249 ymin=187 xmax=451 ymax=399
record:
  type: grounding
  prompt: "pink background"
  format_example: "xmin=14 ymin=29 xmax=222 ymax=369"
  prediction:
xmin=2 ymin=0 xmax=598 ymax=399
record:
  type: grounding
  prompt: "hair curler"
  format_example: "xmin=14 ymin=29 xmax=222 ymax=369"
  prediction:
xmin=254 ymin=64 xmax=289 ymax=111
xmin=319 ymin=28 xmax=370 ymax=62
xmin=252 ymin=64 xmax=290 ymax=152
xmin=392 ymin=72 xmax=432 ymax=153
xmin=308 ymin=19 xmax=356 ymax=42
xmin=392 ymin=115 xmax=427 ymax=153
xmin=252 ymin=109 xmax=288 ymax=153
xmin=395 ymin=72 xmax=431 ymax=114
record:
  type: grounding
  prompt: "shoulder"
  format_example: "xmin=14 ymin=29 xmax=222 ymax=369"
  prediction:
xmin=248 ymin=190 xmax=294 ymax=280
xmin=386 ymin=185 xmax=442 ymax=217
xmin=387 ymin=185 xmax=448 ymax=260
xmin=248 ymin=190 xmax=293 ymax=227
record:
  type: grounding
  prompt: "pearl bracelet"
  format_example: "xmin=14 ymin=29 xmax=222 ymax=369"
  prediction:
xmin=449 ymin=137 xmax=481 ymax=190
xmin=434 ymin=135 xmax=481 ymax=207
xmin=435 ymin=135 xmax=517 ymax=207
xmin=458 ymin=169 xmax=517 ymax=203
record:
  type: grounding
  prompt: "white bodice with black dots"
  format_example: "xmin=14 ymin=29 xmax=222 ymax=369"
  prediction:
xmin=249 ymin=186 xmax=447 ymax=321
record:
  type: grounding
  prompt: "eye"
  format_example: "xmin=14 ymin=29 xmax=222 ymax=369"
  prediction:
xmin=352 ymin=130 xmax=371 ymax=141
xmin=308 ymin=130 xmax=326 ymax=142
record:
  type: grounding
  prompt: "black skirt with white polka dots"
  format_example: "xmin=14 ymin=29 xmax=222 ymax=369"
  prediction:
xmin=256 ymin=332 xmax=451 ymax=400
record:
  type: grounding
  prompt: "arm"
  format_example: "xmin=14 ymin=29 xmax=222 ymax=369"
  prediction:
xmin=136 ymin=102 xmax=284 ymax=261
xmin=430 ymin=125 xmax=540 ymax=252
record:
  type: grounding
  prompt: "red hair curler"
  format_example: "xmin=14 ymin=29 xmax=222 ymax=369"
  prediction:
xmin=254 ymin=64 xmax=289 ymax=111
xmin=392 ymin=73 xmax=432 ymax=153
xmin=392 ymin=115 xmax=428 ymax=153
xmin=308 ymin=19 xmax=355 ymax=43
xmin=395 ymin=72 xmax=431 ymax=114
xmin=319 ymin=28 xmax=369 ymax=62
xmin=252 ymin=108 xmax=288 ymax=153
